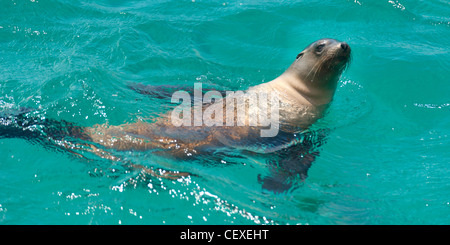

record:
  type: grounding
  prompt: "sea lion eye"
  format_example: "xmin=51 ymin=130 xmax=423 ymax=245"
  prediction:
xmin=296 ymin=52 xmax=303 ymax=59
xmin=316 ymin=44 xmax=325 ymax=53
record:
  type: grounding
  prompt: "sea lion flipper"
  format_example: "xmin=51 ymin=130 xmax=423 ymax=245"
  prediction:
xmin=259 ymin=148 xmax=318 ymax=193
xmin=127 ymin=83 xmax=178 ymax=99
xmin=258 ymin=130 xmax=328 ymax=193
xmin=128 ymin=82 xmax=230 ymax=99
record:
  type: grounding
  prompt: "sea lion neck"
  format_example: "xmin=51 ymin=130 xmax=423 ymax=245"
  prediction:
xmin=275 ymin=71 xmax=337 ymax=106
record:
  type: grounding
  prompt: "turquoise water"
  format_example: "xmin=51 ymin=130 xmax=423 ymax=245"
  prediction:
xmin=1 ymin=0 xmax=450 ymax=225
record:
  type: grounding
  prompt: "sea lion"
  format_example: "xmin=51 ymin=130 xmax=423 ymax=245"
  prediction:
xmin=84 ymin=38 xmax=351 ymax=153
xmin=0 ymin=38 xmax=351 ymax=191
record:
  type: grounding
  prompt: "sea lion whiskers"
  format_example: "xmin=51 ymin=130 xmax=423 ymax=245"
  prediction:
xmin=343 ymin=52 xmax=352 ymax=71
xmin=306 ymin=55 xmax=326 ymax=82
xmin=316 ymin=45 xmax=351 ymax=79
xmin=308 ymin=52 xmax=332 ymax=83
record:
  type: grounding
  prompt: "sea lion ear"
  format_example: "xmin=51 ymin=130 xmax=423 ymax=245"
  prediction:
xmin=296 ymin=52 xmax=304 ymax=60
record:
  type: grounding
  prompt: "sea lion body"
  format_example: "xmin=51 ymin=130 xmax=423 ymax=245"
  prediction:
xmin=0 ymin=38 xmax=351 ymax=191
xmin=85 ymin=38 xmax=351 ymax=155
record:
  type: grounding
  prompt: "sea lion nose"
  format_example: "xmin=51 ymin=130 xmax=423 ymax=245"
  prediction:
xmin=340 ymin=42 xmax=349 ymax=51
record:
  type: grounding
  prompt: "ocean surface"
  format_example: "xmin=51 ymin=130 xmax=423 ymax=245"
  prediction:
xmin=1 ymin=0 xmax=449 ymax=225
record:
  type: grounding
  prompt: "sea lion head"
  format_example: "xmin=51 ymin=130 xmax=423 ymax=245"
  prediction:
xmin=286 ymin=38 xmax=351 ymax=90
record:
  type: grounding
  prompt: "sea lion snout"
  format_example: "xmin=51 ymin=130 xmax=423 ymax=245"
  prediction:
xmin=337 ymin=41 xmax=351 ymax=64
xmin=339 ymin=42 xmax=351 ymax=58
xmin=340 ymin=42 xmax=349 ymax=52
xmin=327 ymin=40 xmax=351 ymax=65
